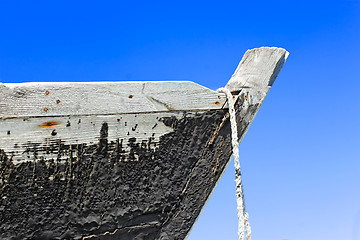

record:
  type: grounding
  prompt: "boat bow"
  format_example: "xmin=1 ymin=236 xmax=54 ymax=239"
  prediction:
xmin=0 ymin=47 xmax=288 ymax=240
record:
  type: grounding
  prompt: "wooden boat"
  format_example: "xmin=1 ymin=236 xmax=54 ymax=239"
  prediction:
xmin=0 ymin=47 xmax=288 ymax=240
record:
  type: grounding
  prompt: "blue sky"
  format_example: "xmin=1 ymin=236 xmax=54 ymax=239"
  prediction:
xmin=1 ymin=1 xmax=359 ymax=239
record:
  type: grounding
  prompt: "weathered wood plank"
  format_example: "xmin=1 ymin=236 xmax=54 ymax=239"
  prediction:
xmin=0 ymin=81 xmax=226 ymax=118
xmin=226 ymin=46 xmax=289 ymax=96
xmin=0 ymin=112 xmax=196 ymax=164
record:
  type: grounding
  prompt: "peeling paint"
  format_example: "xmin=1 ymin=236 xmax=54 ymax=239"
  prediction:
xmin=0 ymin=95 xmax=255 ymax=239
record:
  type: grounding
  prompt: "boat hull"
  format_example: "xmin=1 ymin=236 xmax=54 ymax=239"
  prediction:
xmin=0 ymin=47 xmax=289 ymax=239
xmin=0 ymin=100 xmax=251 ymax=239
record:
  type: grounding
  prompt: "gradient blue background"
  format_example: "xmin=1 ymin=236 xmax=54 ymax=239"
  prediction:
xmin=1 ymin=1 xmax=359 ymax=239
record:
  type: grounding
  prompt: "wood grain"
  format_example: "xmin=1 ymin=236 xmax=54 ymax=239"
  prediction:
xmin=0 ymin=81 xmax=226 ymax=118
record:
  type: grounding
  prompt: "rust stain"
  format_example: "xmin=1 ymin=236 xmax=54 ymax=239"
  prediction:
xmin=207 ymin=113 xmax=229 ymax=146
xmin=214 ymin=101 xmax=221 ymax=105
xmin=45 ymin=91 xmax=50 ymax=95
xmin=218 ymin=96 xmax=221 ymax=99
xmin=56 ymin=99 xmax=61 ymax=104
xmin=43 ymin=107 xmax=49 ymax=112
xmin=244 ymin=95 xmax=247 ymax=101
xmin=40 ymin=121 xmax=60 ymax=128
xmin=129 ymin=95 xmax=133 ymax=99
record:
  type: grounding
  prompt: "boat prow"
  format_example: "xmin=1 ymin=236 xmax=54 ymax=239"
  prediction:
xmin=0 ymin=47 xmax=288 ymax=240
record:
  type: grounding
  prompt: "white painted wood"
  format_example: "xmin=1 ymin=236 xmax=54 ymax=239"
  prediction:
xmin=0 ymin=47 xmax=289 ymax=167
xmin=219 ymin=47 xmax=289 ymax=144
xmin=0 ymin=81 xmax=226 ymax=165
xmin=0 ymin=81 xmax=226 ymax=118
xmin=0 ymin=111 xmax=198 ymax=164
xmin=226 ymin=47 xmax=289 ymax=96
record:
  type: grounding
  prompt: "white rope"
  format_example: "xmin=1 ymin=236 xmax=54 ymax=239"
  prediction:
xmin=217 ymin=87 xmax=251 ymax=240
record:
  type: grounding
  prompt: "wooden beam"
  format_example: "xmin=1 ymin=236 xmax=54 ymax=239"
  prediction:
xmin=0 ymin=81 xmax=226 ymax=118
